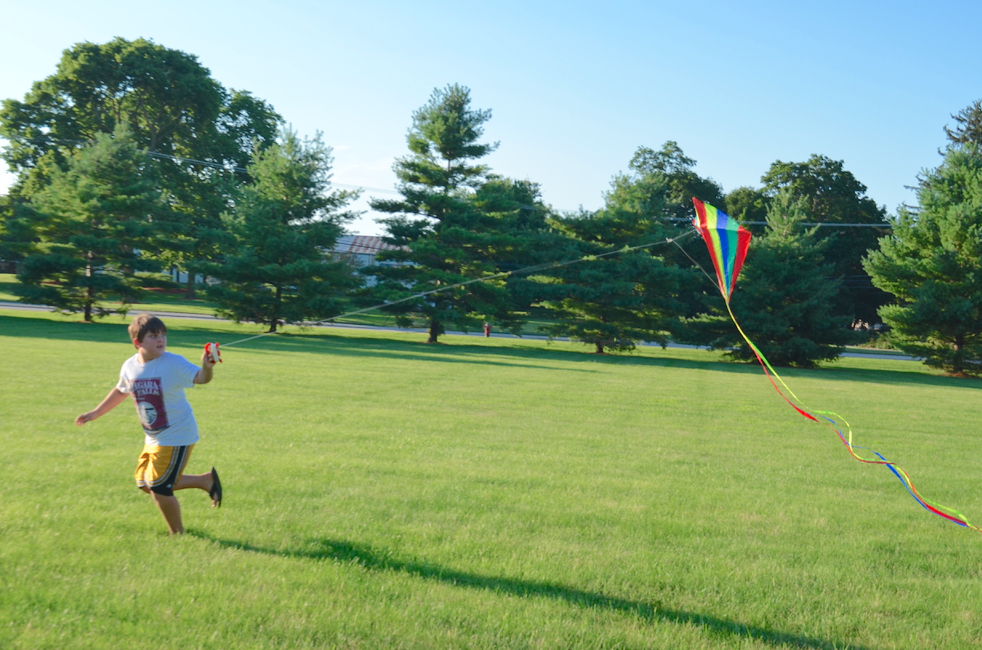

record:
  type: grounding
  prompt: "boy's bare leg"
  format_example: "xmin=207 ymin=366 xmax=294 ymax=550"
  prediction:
xmin=175 ymin=470 xmax=221 ymax=507
xmin=150 ymin=492 xmax=184 ymax=535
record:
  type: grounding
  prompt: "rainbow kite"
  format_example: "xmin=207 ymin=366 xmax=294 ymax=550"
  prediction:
xmin=691 ymin=197 xmax=980 ymax=532
xmin=692 ymin=198 xmax=752 ymax=303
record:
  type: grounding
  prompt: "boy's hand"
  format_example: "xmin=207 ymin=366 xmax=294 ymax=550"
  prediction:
xmin=75 ymin=411 xmax=97 ymax=426
xmin=75 ymin=388 xmax=128 ymax=425
xmin=195 ymin=344 xmax=219 ymax=384
xmin=203 ymin=342 xmax=222 ymax=365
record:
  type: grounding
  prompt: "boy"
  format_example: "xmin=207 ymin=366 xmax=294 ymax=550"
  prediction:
xmin=76 ymin=313 xmax=222 ymax=535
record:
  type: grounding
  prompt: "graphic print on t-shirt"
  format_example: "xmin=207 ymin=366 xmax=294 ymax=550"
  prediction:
xmin=132 ymin=377 xmax=169 ymax=433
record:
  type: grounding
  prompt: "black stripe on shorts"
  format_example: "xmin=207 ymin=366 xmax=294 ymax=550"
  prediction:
xmin=150 ymin=445 xmax=190 ymax=497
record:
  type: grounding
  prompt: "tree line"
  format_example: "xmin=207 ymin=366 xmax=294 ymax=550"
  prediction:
xmin=1 ymin=38 xmax=980 ymax=376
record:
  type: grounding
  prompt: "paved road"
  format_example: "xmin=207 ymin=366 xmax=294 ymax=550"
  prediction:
xmin=0 ymin=301 xmax=917 ymax=361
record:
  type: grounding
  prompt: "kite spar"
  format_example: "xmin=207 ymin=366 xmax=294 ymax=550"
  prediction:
xmin=691 ymin=197 xmax=980 ymax=532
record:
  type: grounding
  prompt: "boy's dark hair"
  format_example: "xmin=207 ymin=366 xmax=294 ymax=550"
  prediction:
xmin=129 ymin=313 xmax=167 ymax=343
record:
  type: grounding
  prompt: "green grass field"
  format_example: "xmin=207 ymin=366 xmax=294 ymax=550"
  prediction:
xmin=2 ymin=308 xmax=981 ymax=649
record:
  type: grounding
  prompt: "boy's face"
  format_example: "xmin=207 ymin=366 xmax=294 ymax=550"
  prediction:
xmin=134 ymin=330 xmax=167 ymax=361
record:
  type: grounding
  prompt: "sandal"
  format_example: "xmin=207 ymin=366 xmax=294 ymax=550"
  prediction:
xmin=209 ymin=467 xmax=222 ymax=508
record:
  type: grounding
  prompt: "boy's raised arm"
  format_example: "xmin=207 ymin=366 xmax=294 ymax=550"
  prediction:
xmin=194 ymin=349 xmax=217 ymax=385
xmin=76 ymin=387 xmax=129 ymax=425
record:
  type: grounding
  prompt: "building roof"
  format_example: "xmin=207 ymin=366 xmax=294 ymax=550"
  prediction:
xmin=334 ymin=235 xmax=401 ymax=255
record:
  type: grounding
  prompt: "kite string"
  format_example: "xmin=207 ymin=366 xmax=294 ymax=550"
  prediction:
xmin=671 ymin=233 xmax=981 ymax=531
xmin=219 ymin=229 xmax=700 ymax=349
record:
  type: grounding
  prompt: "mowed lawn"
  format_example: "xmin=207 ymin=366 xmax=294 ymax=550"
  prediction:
xmin=2 ymin=310 xmax=981 ymax=650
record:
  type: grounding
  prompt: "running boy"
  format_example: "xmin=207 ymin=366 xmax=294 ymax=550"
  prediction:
xmin=76 ymin=313 xmax=222 ymax=535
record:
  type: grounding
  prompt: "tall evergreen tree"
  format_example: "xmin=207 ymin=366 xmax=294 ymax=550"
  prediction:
xmin=534 ymin=173 xmax=692 ymax=354
xmin=864 ymin=145 xmax=982 ymax=376
xmin=473 ymin=176 xmax=552 ymax=241
xmin=944 ymin=99 xmax=982 ymax=147
xmin=368 ymin=84 xmax=524 ymax=342
xmin=677 ymin=191 xmax=853 ymax=367
xmin=13 ymin=125 xmax=166 ymax=321
xmin=197 ymin=129 xmax=359 ymax=333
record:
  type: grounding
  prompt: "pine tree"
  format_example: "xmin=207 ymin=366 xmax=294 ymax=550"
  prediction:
xmin=198 ymin=129 xmax=359 ymax=332
xmin=368 ymin=84 xmax=523 ymax=342
xmin=864 ymin=145 xmax=982 ymax=376
xmin=471 ymin=176 xmax=560 ymax=314
xmin=14 ymin=125 xmax=165 ymax=321
xmin=534 ymin=173 xmax=692 ymax=354
xmin=944 ymin=99 xmax=982 ymax=147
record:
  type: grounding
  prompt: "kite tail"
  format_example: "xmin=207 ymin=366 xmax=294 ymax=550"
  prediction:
xmin=723 ymin=301 xmax=981 ymax=532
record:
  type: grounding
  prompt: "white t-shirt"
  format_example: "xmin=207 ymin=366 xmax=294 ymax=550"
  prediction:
xmin=116 ymin=351 xmax=201 ymax=446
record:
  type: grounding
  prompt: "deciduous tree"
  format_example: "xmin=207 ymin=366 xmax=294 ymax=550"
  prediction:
xmin=0 ymin=37 xmax=281 ymax=295
xmin=760 ymin=155 xmax=890 ymax=323
xmin=629 ymin=141 xmax=726 ymax=224
xmin=724 ymin=186 xmax=768 ymax=223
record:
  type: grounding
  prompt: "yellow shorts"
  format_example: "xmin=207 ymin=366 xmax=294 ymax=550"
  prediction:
xmin=134 ymin=444 xmax=195 ymax=496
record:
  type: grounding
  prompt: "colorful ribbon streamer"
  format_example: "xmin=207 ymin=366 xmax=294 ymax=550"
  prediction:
xmin=691 ymin=197 xmax=979 ymax=531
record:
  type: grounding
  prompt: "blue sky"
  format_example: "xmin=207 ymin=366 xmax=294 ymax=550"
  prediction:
xmin=2 ymin=0 xmax=980 ymax=234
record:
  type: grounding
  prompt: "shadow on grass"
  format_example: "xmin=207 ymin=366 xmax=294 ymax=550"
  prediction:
xmin=189 ymin=532 xmax=869 ymax=650
xmin=250 ymin=333 xmax=602 ymax=372
xmin=208 ymin=328 xmax=762 ymax=377
xmin=4 ymin=312 xmax=979 ymax=390
xmin=196 ymin=331 xmax=982 ymax=390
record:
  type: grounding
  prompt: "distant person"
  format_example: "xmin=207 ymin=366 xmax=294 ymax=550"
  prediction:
xmin=484 ymin=322 xmax=491 ymax=337
xmin=75 ymin=313 xmax=223 ymax=535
